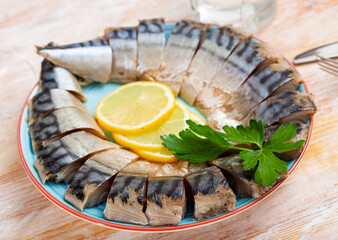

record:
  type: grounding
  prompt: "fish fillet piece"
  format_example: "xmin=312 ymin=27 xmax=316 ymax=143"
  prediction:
xmin=104 ymin=172 xmax=148 ymax=225
xmin=39 ymin=59 xmax=85 ymax=101
xmin=265 ymin=122 xmax=309 ymax=161
xmin=121 ymin=159 xmax=163 ymax=177
xmin=34 ymin=131 xmax=119 ymax=184
xmin=154 ymin=159 xmax=189 ymax=177
xmin=156 ymin=20 xmax=209 ymax=96
xmin=64 ymin=148 xmax=139 ymax=211
xmin=185 ymin=166 xmax=236 ymax=220
xmin=28 ymin=89 xmax=86 ymax=126
xmin=29 ymin=107 xmax=106 ymax=153
xmin=227 ymin=59 xmax=302 ymax=121
xmin=245 ymin=91 xmax=317 ymax=126
xmin=189 ymin=162 xmax=208 ymax=173
xmin=195 ymin=42 xmax=281 ymax=118
xmin=212 ymin=155 xmax=272 ymax=198
xmin=104 ymin=27 xmax=138 ymax=83
xmin=146 ymin=176 xmax=186 ymax=226
xmin=37 ymin=39 xmax=112 ymax=84
xmin=179 ymin=26 xmax=247 ymax=105
xmin=137 ymin=18 xmax=165 ymax=80
xmin=207 ymin=109 xmax=245 ymax=132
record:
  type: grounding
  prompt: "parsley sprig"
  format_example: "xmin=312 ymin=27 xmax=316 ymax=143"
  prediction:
xmin=161 ymin=119 xmax=305 ymax=186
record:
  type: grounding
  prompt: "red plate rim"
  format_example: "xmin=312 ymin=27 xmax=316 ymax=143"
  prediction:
xmin=17 ymin=41 xmax=314 ymax=233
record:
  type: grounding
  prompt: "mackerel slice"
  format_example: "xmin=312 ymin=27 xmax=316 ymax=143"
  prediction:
xmin=137 ymin=18 xmax=165 ymax=80
xmin=153 ymin=160 xmax=189 ymax=177
xmin=188 ymin=162 xmax=208 ymax=173
xmin=194 ymin=41 xmax=281 ymax=118
xmin=29 ymin=107 xmax=106 ymax=153
xmin=146 ymin=176 xmax=186 ymax=226
xmin=65 ymin=149 xmax=139 ymax=211
xmin=211 ymin=155 xmax=272 ymax=198
xmin=185 ymin=166 xmax=236 ymax=220
xmin=39 ymin=59 xmax=85 ymax=101
xmin=156 ymin=20 xmax=209 ymax=96
xmin=245 ymin=91 xmax=317 ymax=126
xmin=104 ymin=172 xmax=148 ymax=225
xmin=265 ymin=122 xmax=309 ymax=161
xmin=37 ymin=39 xmax=112 ymax=84
xmin=28 ymin=89 xmax=86 ymax=126
xmin=34 ymin=131 xmax=119 ymax=184
xmin=227 ymin=59 xmax=302 ymax=121
xmin=179 ymin=26 xmax=247 ymax=105
xmin=121 ymin=159 xmax=163 ymax=177
xmin=104 ymin=27 xmax=138 ymax=83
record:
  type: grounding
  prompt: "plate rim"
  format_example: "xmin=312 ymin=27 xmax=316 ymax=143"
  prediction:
xmin=17 ymin=35 xmax=314 ymax=233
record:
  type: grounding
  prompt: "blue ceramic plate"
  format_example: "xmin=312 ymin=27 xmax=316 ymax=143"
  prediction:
xmin=18 ymin=24 xmax=313 ymax=232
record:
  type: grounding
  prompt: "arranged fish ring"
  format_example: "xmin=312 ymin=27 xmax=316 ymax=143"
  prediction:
xmin=25 ymin=18 xmax=316 ymax=227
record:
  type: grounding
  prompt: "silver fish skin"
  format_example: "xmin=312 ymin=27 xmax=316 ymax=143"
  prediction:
xmin=194 ymin=42 xmax=280 ymax=118
xmin=265 ymin=122 xmax=309 ymax=161
xmin=146 ymin=176 xmax=186 ymax=226
xmin=227 ymin=59 xmax=302 ymax=121
xmin=39 ymin=59 xmax=85 ymax=101
xmin=185 ymin=166 xmax=236 ymax=220
xmin=211 ymin=155 xmax=272 ymax=198
xmin=179 ymin=26 xmax=247 ymax=105
xmin=29 ymin=107 xmax=106 ymax=153
xmin=104 ymin=172 xmax=148 ymax=225
xmin=137 ymin=18 xmax=165 ymax=81
xmin=37 ymin=39 xmax=112 ymax=84
xmin=156 ymin=20 xmax=209 ymax=96
xmin=28 ymin=89 xmax=86 ymax=126
xmin=34 ymin=131 xmax=119 ymax=184
xmin=65 ymin=148 xmax=139 ymax=211
xmin=105 ymin=27 xmax=138 ymax=83
xmin=245 ymin=91 xmax=317 ymax=127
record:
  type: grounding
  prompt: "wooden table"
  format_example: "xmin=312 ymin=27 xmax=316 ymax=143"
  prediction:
xmin=0 ymin=0 xmax=337 ymax=239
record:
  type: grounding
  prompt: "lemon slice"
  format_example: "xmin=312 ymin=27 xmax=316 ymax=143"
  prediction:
xmin=95 ymin=81 xmax=175 ymax=134
xmin=189 ymin=111 xmax=206 ymax=125
xmin=133 ymin=148 xmax=178 ymax=163
xmin=113 ymin=101 xmax=190 ymax=150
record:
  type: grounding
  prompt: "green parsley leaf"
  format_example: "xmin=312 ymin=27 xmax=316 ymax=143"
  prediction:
xmin=223 ymin=119 xmax=265 ymax=148
xmin=161 ymin=119 xmax=305 ymax=186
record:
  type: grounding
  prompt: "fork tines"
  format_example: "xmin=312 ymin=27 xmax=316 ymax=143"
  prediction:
xmin=317 ymin=55 xmax=338 ymax=77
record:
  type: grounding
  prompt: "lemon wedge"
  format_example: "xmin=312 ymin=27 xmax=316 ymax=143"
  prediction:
xmin=189 ymin=111 xmax=206 ymax=125
xmin=113 ymin=100 xmax=190 ymax=150
xmin=95 ymin=81 xmax=175 ymax=134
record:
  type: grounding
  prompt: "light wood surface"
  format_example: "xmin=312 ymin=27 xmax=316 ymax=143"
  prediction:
xmin=0 ymin=0 xmax=337 ymax=239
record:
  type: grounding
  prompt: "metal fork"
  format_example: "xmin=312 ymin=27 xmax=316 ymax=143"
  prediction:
xmin=316 ymin=55 xmax=338 ymax=77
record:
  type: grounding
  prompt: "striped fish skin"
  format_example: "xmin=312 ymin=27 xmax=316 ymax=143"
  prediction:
xmin=157 ymin=20 xmax=209 ymax=96
xmin=39 ymin=59 xmax=85 ymax=101
xmin=180 ymin=26 xmax=247 ymax=105
xmin=29 ymin=107 xmax=106 ymax=153
xmin=65 ymin=149 xmax=139 ymax=211
xmin=185 ymin=166 xmax=236 ymax=220
xmin=146 ymin=176 xmax=186 ymax=226
xmin=265 ymin=122 xmax=309 ymax=161
xmin=194 ymin=42 xmax=278 ymax=118
xmin=104 ymin=172 xmax=148 ymax=225
xmin=34 ymin=131 xmax=119 ymax=184
xmin=246 ymin=91 xmax=317 ymax=127
xmin=227 ymin=59 xmax=302 ymax=121
xmin=137 ymin=18 xmax=165 ymax=81
xmin=211 ymin=155 xmax=272 ymax=198
xmin=37 ymin=39 xmax=112 ymax=84
xmin=28 ymin=89 xmax=86 ymax=126
xmin=105 ymin=27 xmax=138 ymax=83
